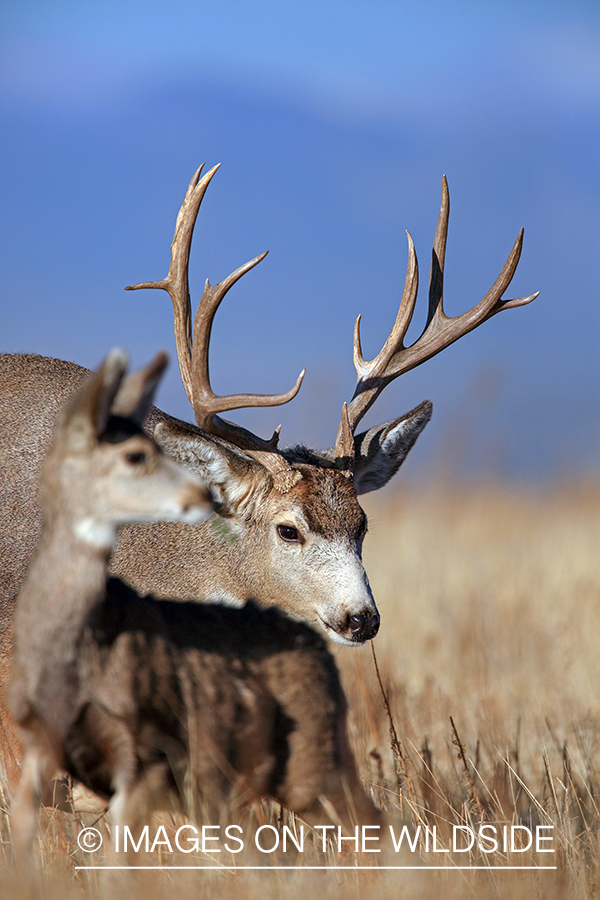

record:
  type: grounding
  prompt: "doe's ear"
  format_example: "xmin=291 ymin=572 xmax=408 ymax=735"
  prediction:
xmin=154 ymin=418 xmax=271 ymax=515
xmin=352 ymin=400 xmax=432 ymax=494
xmin=110 ymin=350 xmax=168 ymax=424
xmin=60 ymin=348 xmax=129 ymax=451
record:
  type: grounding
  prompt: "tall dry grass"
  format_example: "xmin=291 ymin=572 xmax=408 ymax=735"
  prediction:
xmin=1 ymin=479 xmax=598 ymax=898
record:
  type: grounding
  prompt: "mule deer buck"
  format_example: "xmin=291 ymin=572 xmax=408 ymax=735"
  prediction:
xmin=9 ymin=349 xmax=381 ymax=864
xmin=0 ymin=165 xmax=537 ymax=788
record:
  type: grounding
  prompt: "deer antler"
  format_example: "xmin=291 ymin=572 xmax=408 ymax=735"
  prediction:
xmin=335 ymin=176 xmax=538 ymax=463
xmin=126 ymin=165 xmax=305 ymax=490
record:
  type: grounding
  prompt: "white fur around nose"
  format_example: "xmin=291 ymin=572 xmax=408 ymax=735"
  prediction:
xmin=308 ymin=536 xmax=375 ymax=615
xmin=175 ymin=504 xmax=213 ymax=526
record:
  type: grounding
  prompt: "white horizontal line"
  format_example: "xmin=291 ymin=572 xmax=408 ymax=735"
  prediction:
xmin=75 ymin=865 xmax=558 ymax=871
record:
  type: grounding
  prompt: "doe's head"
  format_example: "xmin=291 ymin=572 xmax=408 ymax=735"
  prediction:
xmin=44 ymin=348 xmax=216 ymax=550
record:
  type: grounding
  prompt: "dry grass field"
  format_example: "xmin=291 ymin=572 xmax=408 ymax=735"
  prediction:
xmin=0 ymin=479 xmax=598 ymax=898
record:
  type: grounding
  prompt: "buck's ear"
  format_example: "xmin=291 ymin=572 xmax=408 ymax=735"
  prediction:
xmin=111 ymin=350 xmax=168 ymax=425
xmin=352 ymin=400 xmax=432 ymax=494
xmin=154 ymin=419 xmax=271 ymax=515
xmin=60 ymin=348 xmax=129 ymax=451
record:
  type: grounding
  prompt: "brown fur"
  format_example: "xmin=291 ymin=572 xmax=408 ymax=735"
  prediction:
xmin=37 ymin=582 xmax=379 ymax=827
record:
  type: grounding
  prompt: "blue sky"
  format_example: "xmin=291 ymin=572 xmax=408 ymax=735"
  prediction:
xmin=2 ymin=1 xmax=599 ymax=480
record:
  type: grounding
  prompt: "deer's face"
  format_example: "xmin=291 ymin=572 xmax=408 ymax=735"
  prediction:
xmin=232 ymin=464 xmax=380 ymax=645
xmin=154 ymin=420 xmax=381 ymax=644
xmin=44 ymin=380 xmax=216 ymax=552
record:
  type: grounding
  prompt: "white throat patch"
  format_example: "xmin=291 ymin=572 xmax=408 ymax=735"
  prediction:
xmin=73 ymin=518 xmax=116 ymax=551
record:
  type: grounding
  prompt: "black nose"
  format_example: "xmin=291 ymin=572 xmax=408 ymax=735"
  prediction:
xmin=348 ymin=610 xmax=380 ymax=642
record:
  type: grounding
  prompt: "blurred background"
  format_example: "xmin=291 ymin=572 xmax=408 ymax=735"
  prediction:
xmin=1 ymin=0 xmax=598 ymax=482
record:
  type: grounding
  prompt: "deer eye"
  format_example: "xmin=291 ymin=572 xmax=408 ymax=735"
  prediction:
xmin=124 ymin=451 xmax=148 ymax=466
xmin=277 ymin=524 xmax=301 ymax=543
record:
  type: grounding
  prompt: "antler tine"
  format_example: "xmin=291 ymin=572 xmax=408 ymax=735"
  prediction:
xmin=125 ymin=163 xmax=221 ymax=406
xmin=346 ymin=231 xmax=419 ymax=435
xmin=190 ymin=254 xmax=305 ymax=436
xmin=426 ymin=173 xmax=449 ymax=330
xmin=335 ymin=177 xmax=538 ymax=458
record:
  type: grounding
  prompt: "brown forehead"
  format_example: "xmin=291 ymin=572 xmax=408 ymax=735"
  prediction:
xmin=289 ymin=466 xmax=365 ymax=538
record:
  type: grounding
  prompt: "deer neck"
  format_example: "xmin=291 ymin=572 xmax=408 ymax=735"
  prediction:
xmin=14 ymin=514 xmax=112 ymax=660
xmin=10 ymin=511 xmax=113 ymax=744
